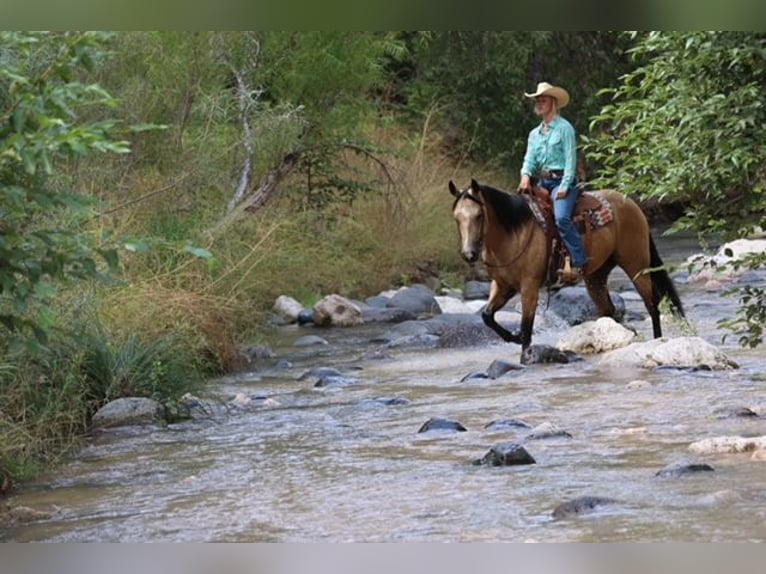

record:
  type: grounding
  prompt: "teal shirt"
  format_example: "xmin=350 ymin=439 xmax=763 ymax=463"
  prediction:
xmin=520 ymin=115 xmax=577 ymax=191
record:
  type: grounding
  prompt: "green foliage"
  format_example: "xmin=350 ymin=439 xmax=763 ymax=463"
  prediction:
xmin=718 ymin=251 xmax=766 ymax=348
xmin=586 ymin=31 xmax=766 ymax=237
xmin=586 ymin=31 xmax=766 ymax=347
xmin=0 ymin=31 xmax=126 ymax=347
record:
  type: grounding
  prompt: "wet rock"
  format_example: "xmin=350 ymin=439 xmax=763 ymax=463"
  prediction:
xmin=313 ymin=375 xmax=362 ymax=389
xmin=418 ymin=417 xmax=467 ymax=433
xmin=625 ymin=379 xmax=652 ymax=390
xmin=548 ymin=287 xmax=625 ymax=326
xmin=461 ymin=371 xmax=490 ymax=382
xmin=434 ymin=296 xmax=481 ymax=315
xmin=364 ymin=294 xmax=391 ymax=308
xmin=557 ymin=317 xmax=638 ymax=355
xmin=688 ymin=435 xmax=766 ymax=455
xmin=312 ymin=294 xmax=364 ymax=327
xmin=386 ymin=333 xmax=440 ymax=349
xmin=695 ymin=489 xmax=743 ymax=507
xmin=525 ymin=422 xmax=573 ymax=440
xmin=0 ymin=504 xmax=53 ymax=525
xmin=92 ymin=397 xmax=165 ymax=428
xmin=751 ymin=449 xmax=766 ymax=461
xmin=484 ymin=419 xmax=533 ymax=431
xmin=239 ymin=344 xmax=274 ymax=365
xmin=464 ymin=280 xmax=491 ymax=300
xmin=387 ymin=284 xmax=442 ymax=316
xmin=299 ymin=367 xmax=343 ymax=381
xmin=551 ymin=496 xmax=619 ymax=520
xmin=293 ymin=335 xmax=328 ymax=347
xmin=361 ymin=396 xmax=411 ymax=407
xmin=473 ymin=442 xmax=536 ymax=466
xmin=362 ymin=307 xmax=417 ymax=324
xmin=487 ymin=359 xmax=525 ymax=379
xmin=655 ymin=463 xmax=715 ymax=477
xmin=359 ymin=348 xmax=394 ymax=361
xmin=599 ymin=337 xmax=739 ymax=371
xmin=520 ymin=344 xmax=577 ymax=365
xmin=438 ymin=323 xmax=503 ymax=348
xmin=713 ymin=406 xmax=759 ymax=419
xmin=297 ymin=309 xmax=315 ymax=325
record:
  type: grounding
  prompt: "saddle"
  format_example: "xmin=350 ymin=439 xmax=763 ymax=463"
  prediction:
xmin=522 ymin=185 xmax=612 ymax=285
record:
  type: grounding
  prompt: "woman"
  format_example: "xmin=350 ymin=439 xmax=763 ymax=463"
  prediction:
xmin=517 ymin=82 xmax=587 ymax=284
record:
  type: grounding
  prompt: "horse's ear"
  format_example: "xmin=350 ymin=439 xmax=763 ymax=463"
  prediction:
xmin=470 ymin=178 xmax=480 ymax=191
xmin=448 ymin=180 xmax=460 ymax=197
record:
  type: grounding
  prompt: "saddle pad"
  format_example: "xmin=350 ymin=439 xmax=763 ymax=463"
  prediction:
xmin=582 ymin=192 xmax=614 ymax=229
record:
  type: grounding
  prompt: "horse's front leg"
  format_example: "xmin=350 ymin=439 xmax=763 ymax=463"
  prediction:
xmin=518 ymin=287 xmax=540 ymax=351
xmin=481 ymin=281 xmax=521 ymax=344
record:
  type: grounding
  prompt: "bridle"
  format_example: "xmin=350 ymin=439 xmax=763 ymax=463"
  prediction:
xmin=456 ymin=189 xmax=537 ymax=269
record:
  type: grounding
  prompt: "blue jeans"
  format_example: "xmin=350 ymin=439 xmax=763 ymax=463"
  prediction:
xmin=539 ymin=177 xmax=588 ymax=268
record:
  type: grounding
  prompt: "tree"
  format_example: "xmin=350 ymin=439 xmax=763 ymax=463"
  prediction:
xmin=585 ymin=31 xmax=766 ymax=346
xmin=0 ymin=31 xmax=125 ymax=347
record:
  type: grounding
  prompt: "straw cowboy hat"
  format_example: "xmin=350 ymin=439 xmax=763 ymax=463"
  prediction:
xmin=524 ymin=82 xmax=570 ymax=108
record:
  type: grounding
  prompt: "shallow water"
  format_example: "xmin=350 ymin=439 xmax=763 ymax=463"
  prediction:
xmin=3 ymin=233 xmax=766 ymax=542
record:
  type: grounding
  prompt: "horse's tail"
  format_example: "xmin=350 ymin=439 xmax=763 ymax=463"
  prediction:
xmin=649 ymin=235 xmax=685 ymax=317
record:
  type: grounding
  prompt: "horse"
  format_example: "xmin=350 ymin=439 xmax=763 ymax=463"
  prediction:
xmin=449 ymin=178 xmax=684 ymax=352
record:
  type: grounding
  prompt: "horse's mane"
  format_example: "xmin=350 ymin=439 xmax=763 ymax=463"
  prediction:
xmin=476 ymin=183 xmax=535 ymax=234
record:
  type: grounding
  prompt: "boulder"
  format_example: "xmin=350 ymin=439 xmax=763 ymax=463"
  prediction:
xmin=387 ymin=284 xmax=442 ymax=316
xmin=688 ymin=435 xmax=766 ymax=455
xmin=91 ymin=397 xmax=165 ymax=428
xmin=557 ymin=317 xmax=638 ymax=355
xmin=312 ymin=294 xmax=364 ymax=327
xmin=548 ymin=287 xmax=625 ymax=325
xmin=474 ymin=442 xmax=536 ymax=466
xmin=598 ymin=336 xmax=738 ymax=370
xmin=273 ymin=295 xmax=305 ymax=322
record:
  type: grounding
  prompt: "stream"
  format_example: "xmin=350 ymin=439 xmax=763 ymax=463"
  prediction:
xmin=2 ymin=232 xmax=765 ymax=542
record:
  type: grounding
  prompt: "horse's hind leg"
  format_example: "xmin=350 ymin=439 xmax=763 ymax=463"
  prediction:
xmin=584 ymin=262 xmax=617 ymax=318
xmin=482 ymin=281 xmax=522 ymax=344
xmin=622 ymin=263 xmax=662 ymax=338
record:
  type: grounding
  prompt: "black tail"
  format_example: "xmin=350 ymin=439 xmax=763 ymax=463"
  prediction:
xmin=649 ymin=235 xmax=685 ymax=317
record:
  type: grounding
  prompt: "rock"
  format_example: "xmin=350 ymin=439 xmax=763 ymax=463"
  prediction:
xmin=625 ymin=379 xmax=652 ymax=390
xmin=313 ymin=375 xmax=362 ymax=389
xmin=599 ymin=336 xmax=739 ymax=370
xmin=418 ymin=417 xmax=467 ymax=433
xmin=688 ymin=435 xmax=766 ymax=455
xmin=525 ymin=422 xmax=573 ymax=440
xmin=521 ymin=344 xmax=578 ymax=365
xmin=91 ymin=397 xmax=165 ymax=428
xmin=655 ymin=463 xmax=715 ymax=477
xmin=487 ymin=359 xmax=525 ymax=379
xmin=484 ymin=419 xmax=532 ymax=431
xmin=557 ymin=317 xmax=638 ymax=355
xmin=464 ymin=280 xmax=491 ymax=300
xmin=438 ymin=323 xmax=502 ymax=348
xmin=361 ymin=307 xmax=416 ymax=324
xmin=387 ymin=284 xmax=442 ymax=316
xmin=297 ymin=309 xmax=315 ymax=325
xmin=434 ymin=296 xmax=482 ymax=315
xmin=293 ymin=335 xmax=329 ymax=347
xmin=548 ymin=287 xmax=625 ymax=326
xmin=751 ymin=450 xmax=766 ymax=461
xmin=312 ymin=294 xmax=364 ymax=327
xmin=474 ymin=442 xmax=536 ymax=466
xmin=273 ymin=295 xmax=305 ymax=323
xmin=551 ymin=496 xmax=619 ymax=519
xmin=461 ymin=371 xmax=490 ymax=382
xmin=712 ymin=406 xmax=759 ymax=419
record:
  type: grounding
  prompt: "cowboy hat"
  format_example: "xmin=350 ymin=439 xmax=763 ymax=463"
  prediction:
xmin=524 ymin=82 xmax=570 ymax=108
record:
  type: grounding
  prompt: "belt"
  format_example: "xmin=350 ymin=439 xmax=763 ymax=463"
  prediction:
xmin=539 ymin=169 xmax=564 ymax=179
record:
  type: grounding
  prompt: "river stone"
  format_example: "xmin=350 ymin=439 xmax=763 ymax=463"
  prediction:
xmin=520 ymin=344 xmax=577 ymax=365
xmin=91 ymin=397 xmax=165 ymax=428
xmin=525 ymin=422 xmax=573 ymax=440
xmin=418 ymin=417 xmax=467 ymax=433
xmin=313 ymin=375 xmax=362 ymax=389
xmin=655 ymin=463 xmax=715 ymax=477
xmin=474 ymin=442 xmax=536 ymax=466
xmin=548 ymin=287 xmax=625 ymax=325
xmin=293 ymin=335 xmax=329 ymax=347
xmin=386 ymin=284 xmax=442 ymax=316
xmin=361 ymin=307 xmax=417 ymax=324
xmin=461 ymin=371 xmax=490 ymax=382
xmin=557 ymin=317 xmax=638 ymax=355
xmin=464 ymin=280 xmax=491 ymax=300
xmin=299 ymin=366 xmax=343 ymax=380
xmin=712 ymin=406 xmax=759 ymax=419
xmin=688 ymin=435 xmax=766 ymax=455
xmin=598 ymin=336 xmax=739 ymax=371
xmin=551 ymin=496 xmax=619 ymax=519
xmin=312 ymin=294 xmax=364 ymax=327
xmin=487 ymin=359 xmax=525 ymax=379
xmin=484 ymin=419 xmax=532 ymax=431
xmin=273 ymin=295 xmax=304 ymax=322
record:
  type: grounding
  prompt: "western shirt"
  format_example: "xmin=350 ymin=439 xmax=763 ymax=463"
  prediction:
xmin=520 ymin=115 xmax=577 ymax=191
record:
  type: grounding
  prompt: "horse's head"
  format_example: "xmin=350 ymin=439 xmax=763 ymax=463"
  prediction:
xmin=449 ymin=179 xmax=484 ymax=263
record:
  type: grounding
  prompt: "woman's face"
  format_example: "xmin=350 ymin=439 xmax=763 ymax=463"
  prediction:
xmin=534 ymin=95 xmax=555 ymax=115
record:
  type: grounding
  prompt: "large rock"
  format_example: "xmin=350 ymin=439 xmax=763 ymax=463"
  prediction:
xmin=557 ymin=317 xmax=638 ymax=355
xmin=386 ymin=284 xmax=442 ymax=316
xmin=312 ymin=294 xmax=364 ymax=327
xmin=548 ymin=287 xmax=625 ymax=325
xmin=598 ymin=336 xmax=738 ymax=370
xmin=92 ymin=397 xmax=165 ymax=428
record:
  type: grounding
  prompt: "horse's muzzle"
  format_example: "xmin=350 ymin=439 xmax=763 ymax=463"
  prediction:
xmin=461 ymin=249 xmax=480 ymax=263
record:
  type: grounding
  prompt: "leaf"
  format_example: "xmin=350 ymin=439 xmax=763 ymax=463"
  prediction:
xmin=183 ymin=245 xmax=213 ymax=259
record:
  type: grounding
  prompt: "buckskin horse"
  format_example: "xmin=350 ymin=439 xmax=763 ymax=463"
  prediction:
xmin=449 ymin=178 xmax=684 ymax=352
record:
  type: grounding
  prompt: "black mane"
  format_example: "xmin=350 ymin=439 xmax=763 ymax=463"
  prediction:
xmin=476 ymin=183 xmax=535 ymax=234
